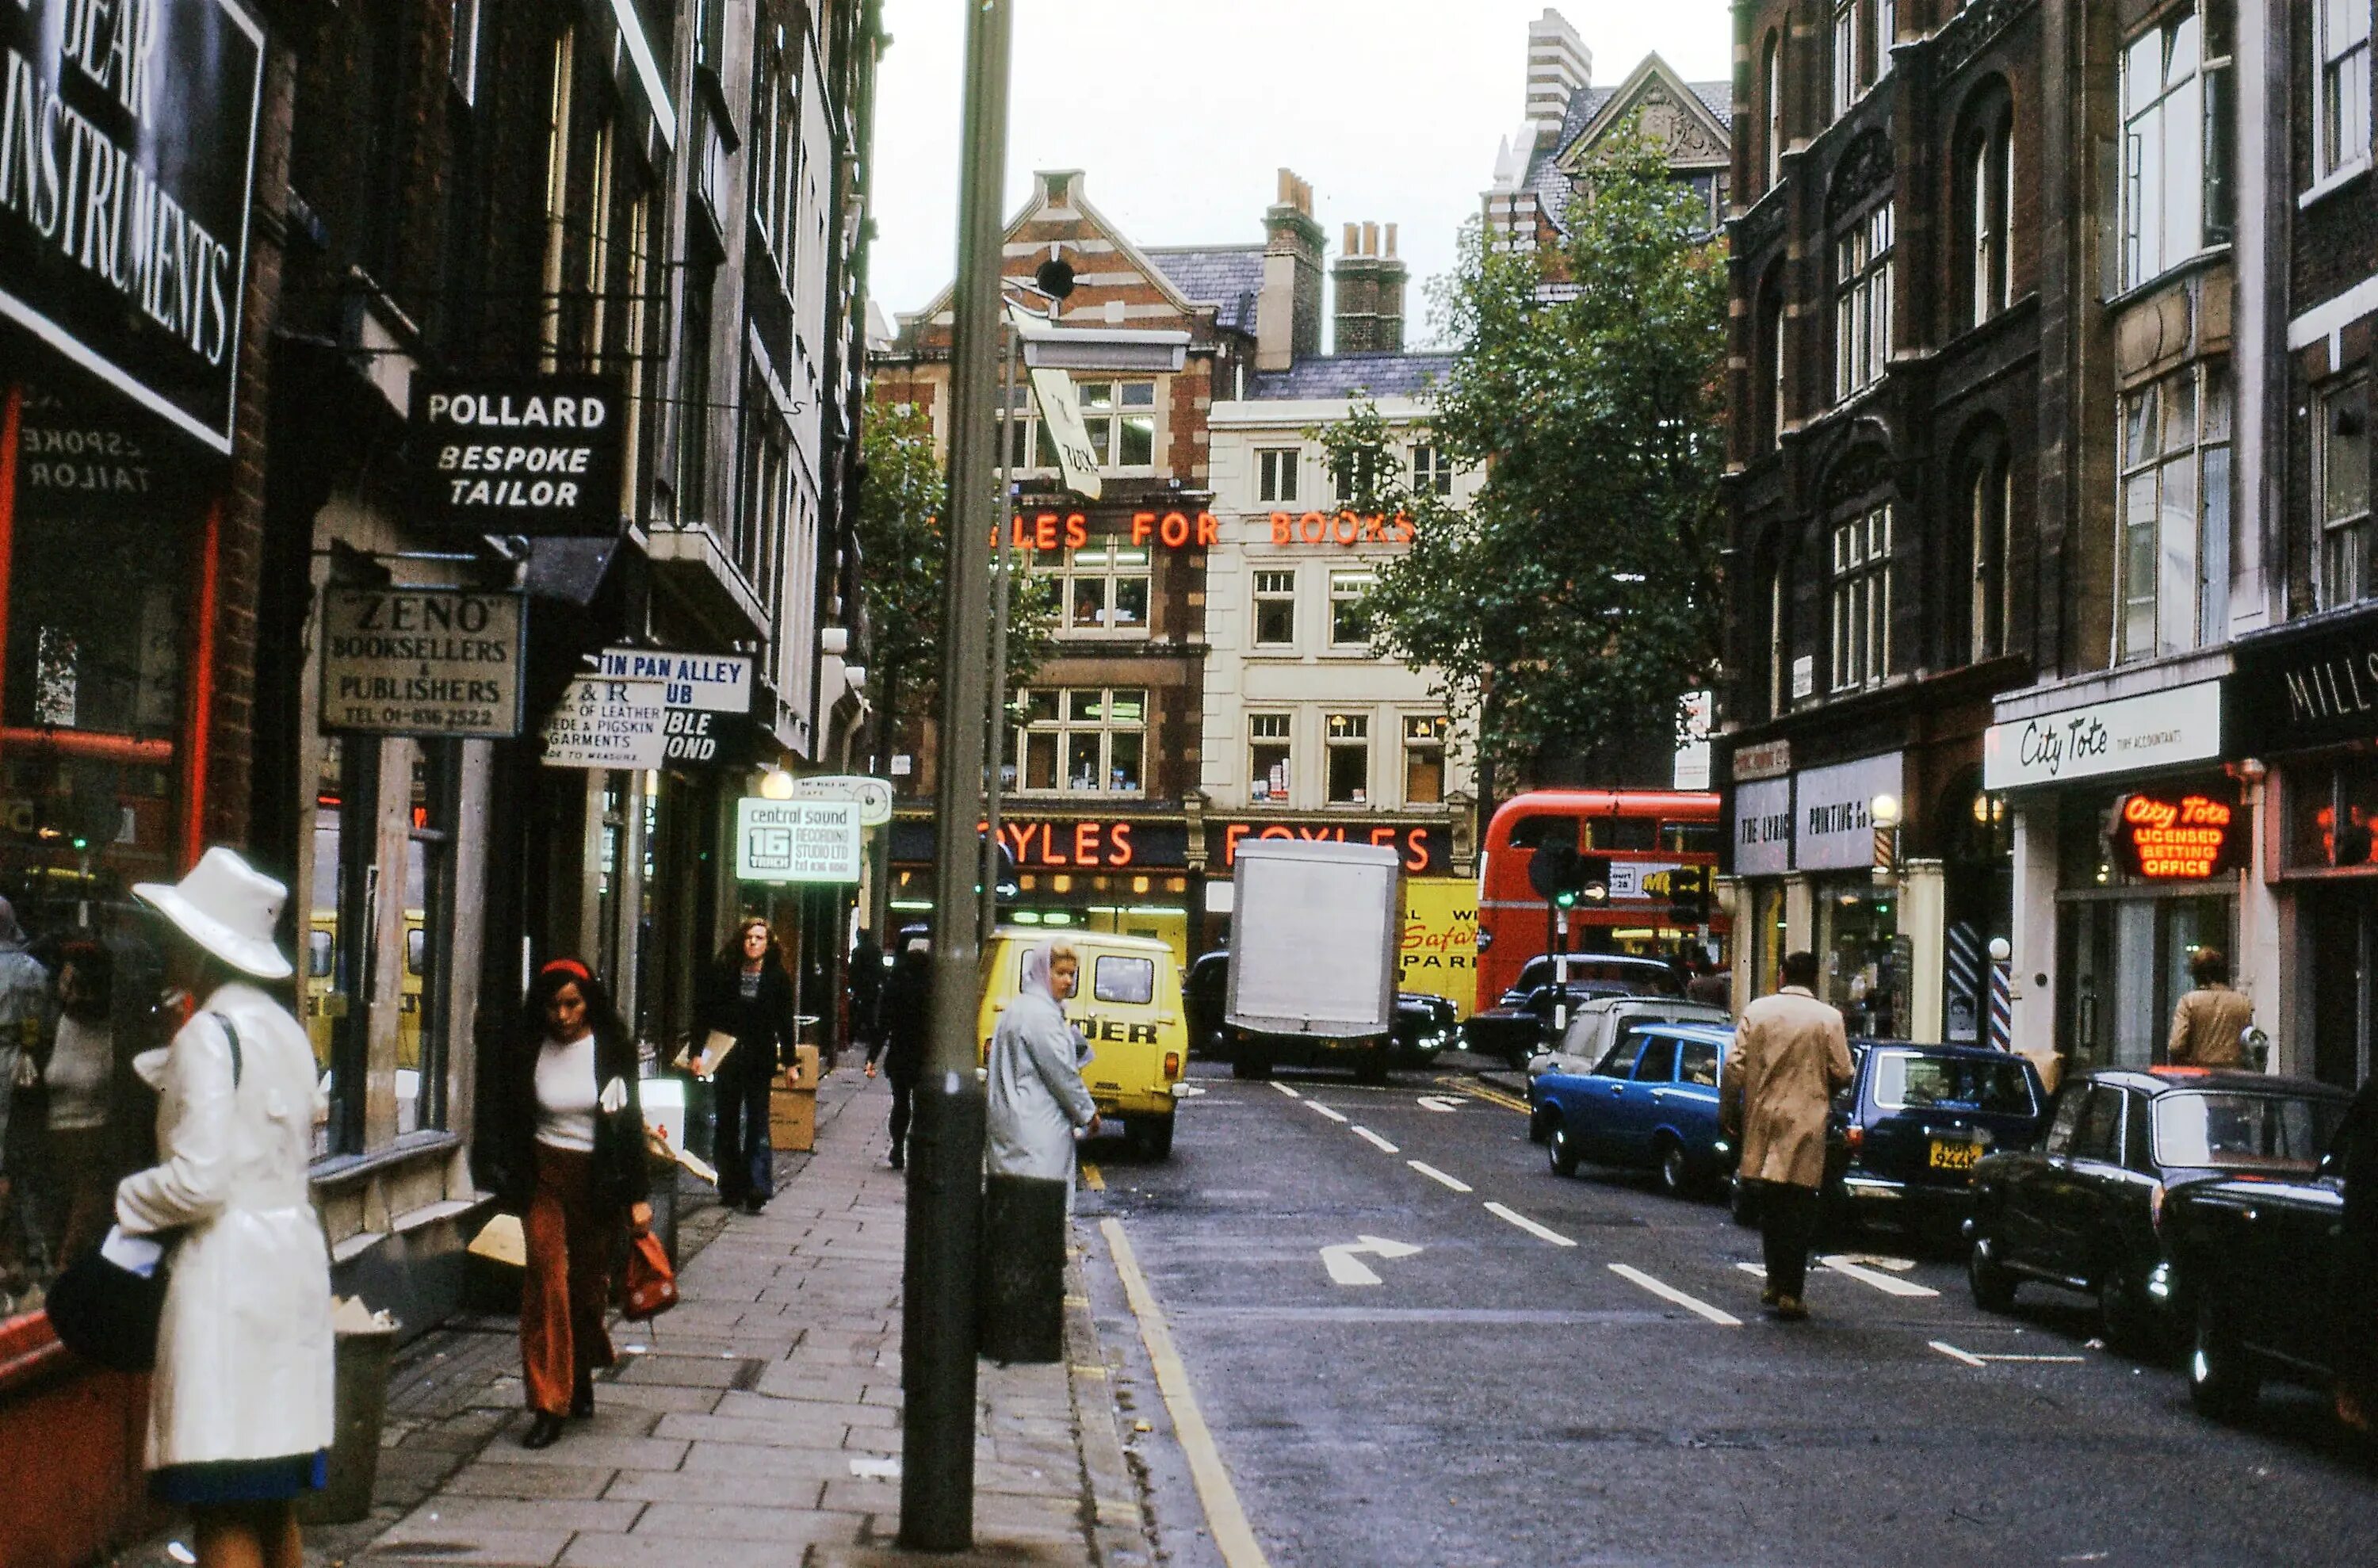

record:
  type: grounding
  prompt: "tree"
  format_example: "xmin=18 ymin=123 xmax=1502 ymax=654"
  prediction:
xmin=1358 ymin=131 xmax=1728 ymax=794
xmin=854 ymin=402 xmax=1054 ymax=759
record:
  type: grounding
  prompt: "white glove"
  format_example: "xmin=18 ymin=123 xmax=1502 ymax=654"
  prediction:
xmin=100 ymin=1226 xmax=166 ymax=1278
xmin=599 ymin=1077 xmax=629 ymax=1114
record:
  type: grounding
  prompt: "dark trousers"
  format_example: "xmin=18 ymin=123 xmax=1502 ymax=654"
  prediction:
xmin=522 ymin=1145 xmax=614 ymax=1416
xmin=1757 ymin=1181 xmax=1821 ymax=1300
xmin=713 ymin=1070 xmax=774 ymax=1203
xmin=887 ymin=1077 xmax=914 ymax=1165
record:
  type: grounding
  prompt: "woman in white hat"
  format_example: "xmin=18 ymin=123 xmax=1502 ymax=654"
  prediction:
xmin=111 ymin=847 xmax=332 ymax=1568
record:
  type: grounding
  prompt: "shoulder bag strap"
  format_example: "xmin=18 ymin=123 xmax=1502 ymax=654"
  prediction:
xmin=208 ymin=1012 xmax=243 ymax=1087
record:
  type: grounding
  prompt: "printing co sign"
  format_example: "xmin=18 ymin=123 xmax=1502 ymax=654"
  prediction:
xmin=0 ymin=0 xmax=267 ymax=453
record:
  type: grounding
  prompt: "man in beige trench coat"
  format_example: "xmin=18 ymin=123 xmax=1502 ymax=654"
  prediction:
xmin=1721 ymin=950 xmax=1854 ymax=1321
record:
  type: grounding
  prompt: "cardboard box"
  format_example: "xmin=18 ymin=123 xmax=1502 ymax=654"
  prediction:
xmin=789 ymin=1042 xmax=821 ymax=1088
xmin=770 ymin=1084 xmax=817 ymax=1152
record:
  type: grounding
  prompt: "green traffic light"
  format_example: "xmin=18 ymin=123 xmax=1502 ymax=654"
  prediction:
xmin=1554 ymin=889 xmax=1579 ymax=909
xmin=70 ymin=836 xmax=87 ymax=851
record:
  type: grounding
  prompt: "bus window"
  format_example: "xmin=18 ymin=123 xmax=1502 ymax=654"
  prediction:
xmin=1661 ymin=822 xmax=1722 ymax=855
xmin=1508 ymin=815 xmax=1577 ymax=851
xmin=1584 ymin=817 xmax=1656 ymax=851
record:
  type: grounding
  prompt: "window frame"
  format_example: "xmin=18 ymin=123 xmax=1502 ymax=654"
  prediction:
xmin=1006 ymin=686 xmax=1149 ymax=797
xmin=1830 ymin=503 xmax=1892 ymax=692
xmin=1409 ymin=442 xmax=1454 ymax=497
xmin=2120 ymin=5 xmax=2234 ymax=291
xmin=1833 ymin=202 xmax=1894 ymax=403
xmin=2116 ymin=359 xmax=2232 ymax=660
xmin=1764 ymin=30 xmax=1784 ymax=190
xmin=1248 ymin=712 xmax=1292 ymax=803
xmin=1257 ymin=447 xmax=1301 ymax=503
xmin=1325 ymin=712 xmax=1372 ymax=805
xmin=1074 ymin=379 xmax=1159 ymax=470
xmin=2319 ymin=371 xmax=2373 ymax=609
xmin=1054 ymin=544 xmax=1153 ymax=637
xmin=2318 ymin=0 xmax=2374 ymax=182
xmin=1403 ymin=715 xmax=1449 ymax=805
xmin=1329 ymin=568 xmax=1376 ymax=648
xmin=1832 ymin=1 xmax=1857 ymax=120
xmin=1251 ymin=568 xmax=1298 ymax=648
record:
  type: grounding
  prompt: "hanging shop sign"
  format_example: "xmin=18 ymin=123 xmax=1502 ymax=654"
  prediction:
xmin=411 ymin=375 xmax=625 ymax=535
xmin=784 ymin=774 xmax=895 ymax=826
xmin=2114 ymin=789 xmax=2240 ymax=881
xmin=736 ymin=797 xmax=864 ymax=883
xmin=1731 ymin=738 xmax=1792 ymax=782
xmin=1731 ymin=776 xmax=1792 ymax=876
xmin=587 ymin=646 xmax=755 ymax=764
xmin=541 ymin=677 xmax=667 ymax=769
xmin=0 ymin=0 xmax=267 ymax=453
xmin=1211 ymin=820 xmax=1448 ymax=875
xmin=1982 ymin=679 xmax=2224 ymax=790
xmin=1793 ymin=751 xmax=1904 ymax=871
xmin=2230 ymin=612 xmax=2378 ymax=755
xmin=319 ymin=587 xmax=524 ymax=738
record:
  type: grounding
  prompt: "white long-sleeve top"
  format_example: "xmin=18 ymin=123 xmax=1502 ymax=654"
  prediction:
xmin=534 ymin=1032 xmax=599 ymax=1151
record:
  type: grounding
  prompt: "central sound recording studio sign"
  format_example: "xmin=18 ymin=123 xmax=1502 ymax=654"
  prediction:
xmin=411 ymin=375 xmax=624 ymax=534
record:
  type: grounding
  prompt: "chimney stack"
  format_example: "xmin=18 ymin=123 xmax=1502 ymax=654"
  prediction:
xmin=1331 ymin=220 xmax=1406 ymax=355
xmin=1256 ymin=169 xmax=1325 ymax=371
xmin=1525 ymin=9 xmax=1591 ymax=129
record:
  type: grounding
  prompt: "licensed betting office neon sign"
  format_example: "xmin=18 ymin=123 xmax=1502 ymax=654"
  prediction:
xmin=2119 ymin=792 xmax=2235 ymax=880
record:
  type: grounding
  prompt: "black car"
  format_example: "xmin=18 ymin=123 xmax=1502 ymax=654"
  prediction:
xmin=1506 ymin=953 xmax=1685 ymax=999
xmin=1967 ymin=1067 xmax=2351 ymax=1356
xmin=1185 ymin=950 xmax=1228 ymax=1057
xmin=1391 ymin=992 xmax=1460 ymax=1066
xmin=1830 ymin=1042 xmax=2050 ymax=1242
xmin=2162 ymin=1096 xmax=2364 ymax=1421
xmin=1462 ymin=981 xmax=1638 ymax=1069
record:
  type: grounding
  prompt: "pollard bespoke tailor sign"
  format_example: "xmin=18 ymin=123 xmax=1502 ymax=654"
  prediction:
xmin=0 ymin=0 xmax=267 ymax=453
xmin=2115 ymin=790 xmax=2239 ymax=881
xmin=412 ymin=375 xmax=625 ymax=535
xmin=319 ymin=587 xmax=524 ymax=738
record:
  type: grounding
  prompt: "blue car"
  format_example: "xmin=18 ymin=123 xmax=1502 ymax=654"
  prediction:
xmin=1540 ymin=1023 xmax=1735 ymax=1198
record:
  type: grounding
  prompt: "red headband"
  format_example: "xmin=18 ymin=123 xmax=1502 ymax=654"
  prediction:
xmin=540 ymin=958 xmax=591 ymax=983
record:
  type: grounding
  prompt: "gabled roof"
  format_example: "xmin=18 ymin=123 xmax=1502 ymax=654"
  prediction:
xmin=900 ymin=172 xmax=1206 ymax=335
xmin=1145 ymin=246 xmax=1266 ymax=336
xmin=1518 ymin=52 xmax=1731 ymax=235
xmin=1246 ymin=351 xmax=1457 ymax=402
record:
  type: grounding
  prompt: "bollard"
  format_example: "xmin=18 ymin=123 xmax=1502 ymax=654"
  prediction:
xmin=977 ymin=1173 xmax=1068 ymax=1363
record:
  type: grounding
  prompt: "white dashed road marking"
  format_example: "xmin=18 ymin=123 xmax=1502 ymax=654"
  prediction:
xmin=1482 ymin=1202 xmax=1577 ymax=1247
xmin=1270 ymin=1082 xmax=1302 ymax=1099
xmin=1609 ymin=1263 xmax=1742 ymax=1325
xmin=1818 ymin=1254 xmax=1940 ymax=1297
xmin=1930 ymin=1339 xmax=2086 ymax=1367
xmin=1308 ymin=1103 xmax=1349 ymax=1123
xmin=1407 ymin=1161 xmax=1474 ymax=1193
xmin=1351 ymin=1126 xmax=1399 ymax=1153
xmin=1416 ymin=1095 xmax=1468 ymax=1112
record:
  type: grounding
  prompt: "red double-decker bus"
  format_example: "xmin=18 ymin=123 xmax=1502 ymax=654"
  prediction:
xmin=1474 ymin=790 xmax=1727 ymax=1010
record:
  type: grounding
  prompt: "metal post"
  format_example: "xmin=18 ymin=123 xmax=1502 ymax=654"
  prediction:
xmin=981 ymin=321 xmax=1018 ymax=943
xmin=901 ymin=0 xmax=1011 ymax=1549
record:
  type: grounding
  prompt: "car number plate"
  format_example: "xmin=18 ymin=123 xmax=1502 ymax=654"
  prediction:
xmin=1928 ymin=1139 xmax=1980 ymax=1172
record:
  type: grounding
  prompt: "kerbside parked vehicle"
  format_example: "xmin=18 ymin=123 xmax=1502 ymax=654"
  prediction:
xmin=1225 ymin=838 xmax=1401 ymax=1082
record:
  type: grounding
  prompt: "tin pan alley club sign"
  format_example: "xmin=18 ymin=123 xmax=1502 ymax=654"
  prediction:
xmin=0 ymin=0 xmax=268 ymax=453
xmin=412 ymin=375 xmax=625 ymax=535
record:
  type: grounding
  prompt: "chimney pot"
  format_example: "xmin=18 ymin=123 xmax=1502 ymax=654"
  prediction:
xmin=1385 ymin=224 xmax=1398 ymax=258
xmin=1363 ymin=221 xmax=1379 ymax=257
xmin=1344 ymin=222 xmax=1359 ymax=254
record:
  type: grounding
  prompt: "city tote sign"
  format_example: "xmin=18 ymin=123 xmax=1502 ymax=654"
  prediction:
xmin=319 ymin=587 xmax=526 ymax=738
xmin=411 ymin=374 xmax=626 ymax=535
xmin=0 ymin=0 xmax=268 ymax=453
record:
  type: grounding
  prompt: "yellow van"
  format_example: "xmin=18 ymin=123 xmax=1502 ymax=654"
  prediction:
xmin=977 ymin=927 xmax=1187 ymax=1159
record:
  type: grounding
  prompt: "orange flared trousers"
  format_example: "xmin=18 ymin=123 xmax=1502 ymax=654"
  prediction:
xmin=521 ymin=1143 xmax=616 ymax=1416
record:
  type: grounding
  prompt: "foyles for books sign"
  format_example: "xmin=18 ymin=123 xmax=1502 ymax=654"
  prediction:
xmin=0 ymin=0 xmax=267 ymax=454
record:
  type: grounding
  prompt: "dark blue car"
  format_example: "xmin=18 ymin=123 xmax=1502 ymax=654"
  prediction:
xmin=1540 ymin=1023 xmax=1735 ymax=1198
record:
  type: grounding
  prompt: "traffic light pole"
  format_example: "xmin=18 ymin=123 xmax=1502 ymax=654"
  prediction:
xmin=902 ymin=0 xmax=1012 ymax=1549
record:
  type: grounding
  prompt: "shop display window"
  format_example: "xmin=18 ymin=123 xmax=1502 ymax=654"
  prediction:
xmin=2287 ymin=754 xmax=2378 ymax=869
xmin=1820 ymin=882 xmax=1900 ymax=1037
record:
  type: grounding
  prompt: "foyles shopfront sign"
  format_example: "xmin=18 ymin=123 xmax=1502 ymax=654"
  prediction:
xmin=0 ymin=0 xmax=266 ymax=453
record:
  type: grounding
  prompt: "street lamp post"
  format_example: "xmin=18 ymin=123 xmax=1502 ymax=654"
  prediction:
xmin=902 ymin=0 xmax=1013 ymax=1549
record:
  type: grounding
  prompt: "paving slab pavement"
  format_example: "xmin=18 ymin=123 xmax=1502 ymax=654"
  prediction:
xmin=101 ymin=1065 xmax=1156 ymax=1568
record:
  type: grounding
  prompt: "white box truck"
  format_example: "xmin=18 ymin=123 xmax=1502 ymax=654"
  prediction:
xmin=1223 ymin=837 xmax=1401 ymax=1083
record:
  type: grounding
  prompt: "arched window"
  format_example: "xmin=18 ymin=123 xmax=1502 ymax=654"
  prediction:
xmin=1957 ymin=86 xmax=2015 ymax=330
xmin=1953 ymin=433 xmax=2013 ymax=664
xmin=1761 ymin=532 xmax=1800 ymax=718
xmin=1764 ymin=31 xmax=1785 ymax=191
xmin=1827 ymin=132 xmax=1894 ymax=404
xmin=1755 ymin=268 xmax=1787 ymax=449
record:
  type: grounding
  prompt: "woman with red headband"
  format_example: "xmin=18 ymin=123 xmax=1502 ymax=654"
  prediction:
xmin=482 ymin=958 xmax=651 ymax=1449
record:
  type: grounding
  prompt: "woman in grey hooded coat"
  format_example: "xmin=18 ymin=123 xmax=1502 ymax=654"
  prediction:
xmin=986 ymin=943 xmax=1099 ymax=1181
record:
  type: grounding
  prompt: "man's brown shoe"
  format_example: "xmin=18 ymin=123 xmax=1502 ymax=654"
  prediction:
xmin=1773 ymin=1295 xmax=1809 ymax=1321
xmin=1759 ymin=1283 xmax=1781 ymax=1307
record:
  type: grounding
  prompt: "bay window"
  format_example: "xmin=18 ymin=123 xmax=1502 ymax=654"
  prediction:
xmin=2118 ymin=362 xmax=2231 ymax=660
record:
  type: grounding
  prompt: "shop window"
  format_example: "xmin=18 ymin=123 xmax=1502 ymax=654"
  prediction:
xmin=1329 ymin=569 xmax=1375 ymax=647
xmin=1822 ymin=882 xmax=1900 ymax=1036
xmin=1252 ymin=569 xmax=1297 ymax=647
xmin=312 ymin=736 xmax=380 ymax=1159
xmin=1007 ymin=687 xmax=1145 ymax=796
xmin=2120 ymin=3 xmax=2234 ymax=290
xmin=2062 ymin=893 xmax=2232 ymax=1069
xmin=1059 ymin=545 xmax=1152 ymax=635
xmin=2118 ymin=361 xmax=2231 ymax=659
xmin=1833 ymin=203 xmax=1892 ymax=403
xmin=402 ymin=743 xmax=461 ymax=1136
xmin=1257 ymin=448 xmax=1300 ymax=503
xmin=1075 ymin=381 xmax=1157 ymax=468
xmin=2319 ymin=374 xmax=2372 ymax=609
xmin=1325 ymin=713 xmax=1371 ymax=804
xmin=2287 ymin=755 xmax=2378 ymax=868
xmin=2319 ymin=0 xmax=2373 ymax=181
xmin=1410 ymin=443 xmax=1455 ymax=497
xmin=1248 ymin=713 xmax=1291 ymax=801
xmin=1831 ymin=504 xmax=1891 ymax=690
xmin=1403 ymin=716 xmax=1448 ymax=805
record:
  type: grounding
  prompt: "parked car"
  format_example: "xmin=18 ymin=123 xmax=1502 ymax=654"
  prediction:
xmin=1539 ymin=1023 xmax=1735 ymax=1197
xmin=1525 ymin=996 xmax=1733 ymax=1138
xmin=1829 ymin=1042 xmax=2050 ymax=1244
xmin=2162 ymin=1102 xmax=2362 ymax=1421
xmin=1463 ymin=980 xmax=1639 ymax=1069
xmin=1506 ymin=953 xmax=1685 ymax=999
xmin=1185 ymin=950 xmax=1228 ymax=1057
xmin=1391 ymin=992 xmax=1460 ymax=1066
xmin=1967 ymin=1067 xmax=2350 ymax=1356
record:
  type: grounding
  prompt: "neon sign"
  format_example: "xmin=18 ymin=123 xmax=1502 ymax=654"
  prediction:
xmin=2117 ymin=791 xmax=2237 ymax=881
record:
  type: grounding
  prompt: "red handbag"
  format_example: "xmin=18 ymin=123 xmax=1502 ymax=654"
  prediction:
xmin=622 ymin=1229 xmax=679 ymax=1320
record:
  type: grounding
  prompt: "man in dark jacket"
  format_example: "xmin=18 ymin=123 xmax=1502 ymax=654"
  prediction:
xmin=847 ymin=930 xmax=885 ymax=1057
xmin=866 ymin=941 xmax=929 ymax=1169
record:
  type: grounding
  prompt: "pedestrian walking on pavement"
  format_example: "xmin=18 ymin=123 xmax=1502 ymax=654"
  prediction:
xmin=0 ymin=894 xmax=52 ymax=1294
xmin=986 ymin=942 xmax=1099 ymax=1185
xmin=1721 ymin=950 xmax=1852 ymax=1321
xmin=484 ymin=958 xmax=651 ymax=1451
xmin=1685 ymin=955 xmax=1730 ymax=1008
xmin=698 ymin=918 xmax=797 ymax=1214
xmin=2166 ymin=947 xmax=2254 ymax=1068
xmin=847 ymin=928 xmax=885 ymax=1057
xmin=2333 ymin=1071 xmax=2378 ymax=1433
xmin=866 ymin=939 xmax=929 ymax=1169
xmin=113 ymin=848 xmax=334 ymax=1568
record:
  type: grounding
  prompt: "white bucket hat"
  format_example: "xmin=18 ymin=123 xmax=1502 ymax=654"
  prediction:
xmin=132 ymin=846 xmax=295 ymax=981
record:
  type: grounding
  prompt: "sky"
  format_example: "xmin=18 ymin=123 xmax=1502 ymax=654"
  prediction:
xmin=867 ymin=1 xmax=1736 ymax=348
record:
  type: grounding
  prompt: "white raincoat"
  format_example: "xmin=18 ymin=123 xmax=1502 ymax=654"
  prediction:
xmin=116 ymin=981 xmax=335 ymax=1470
xmin=986 ymin=947 xmax=1098 ymax=1181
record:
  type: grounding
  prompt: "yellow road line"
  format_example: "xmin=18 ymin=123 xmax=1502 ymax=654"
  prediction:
xmin=1462 ymin=1079 xmax=1533 ymax=1115
xmin=1100 ymin=1218 xmax=1271 ymax=1568
xmin=1080 ymin=1162 xmax=1106 ymax=1191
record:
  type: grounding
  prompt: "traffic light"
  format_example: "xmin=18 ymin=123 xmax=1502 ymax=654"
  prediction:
xmin=1574 ymin=854 xmax=1612 ymax=905
xmin=1527 ymin=845 xmax=1610 ymax=908
xmin=1666 ymin=866 xmax=1711 ymax=927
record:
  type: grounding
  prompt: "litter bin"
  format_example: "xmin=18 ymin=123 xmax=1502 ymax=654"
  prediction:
xmin=978 ymin=1173 xmax=1068 ymax=1363
xmin=299 ymin=1306 xmax=402 ymax=1524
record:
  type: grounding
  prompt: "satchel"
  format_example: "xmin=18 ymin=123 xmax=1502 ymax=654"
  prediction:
xmin=48 ymin=1015 xmax=241 ymax=1372
xmin=621 ymin=1228 xmax=678 ymax=1321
